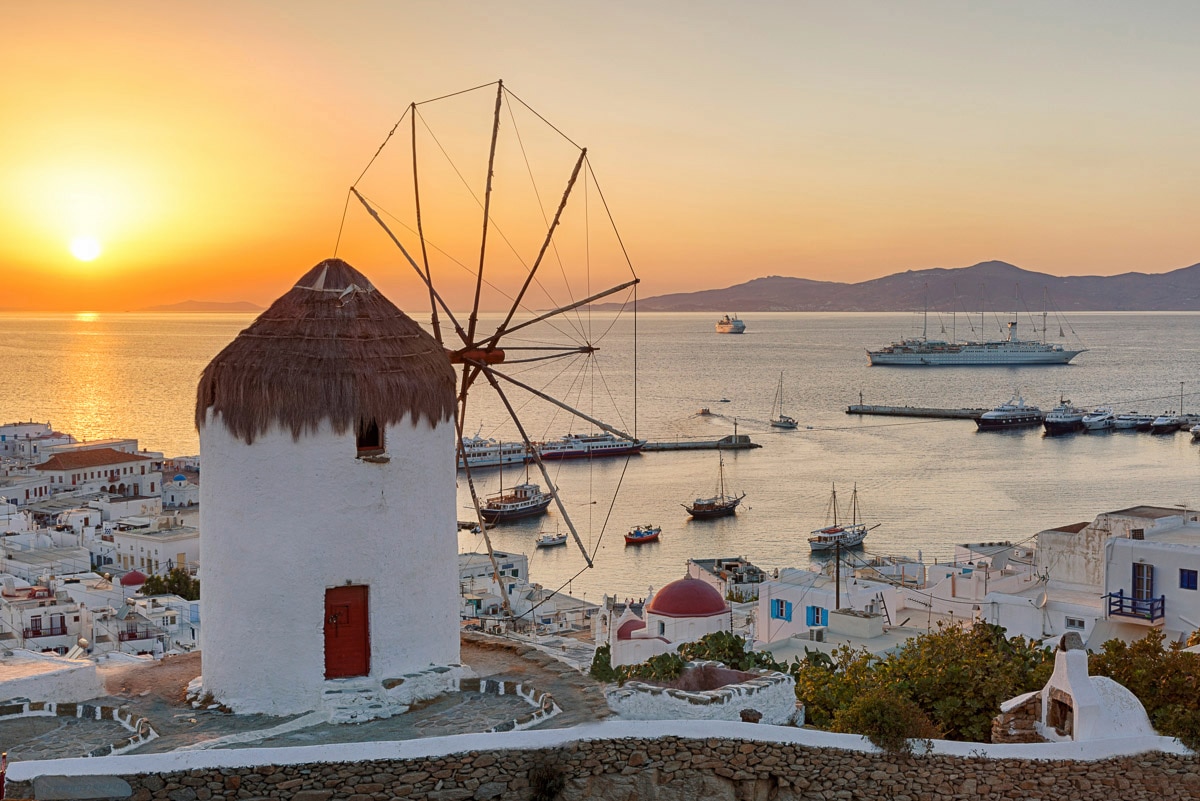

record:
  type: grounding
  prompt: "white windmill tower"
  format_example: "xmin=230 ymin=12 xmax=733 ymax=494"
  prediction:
xmin=196 ymin=258 xmax=460 ymax=715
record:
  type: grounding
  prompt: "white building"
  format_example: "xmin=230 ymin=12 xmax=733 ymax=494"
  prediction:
xmin=687 ymin=556 xmax=767 ymax=602
xmin=0 ymin=422 xmax=76 ymax=462
xmin=0 ymin=576 xmax=88 ymax=655
xmin=987 ymin=506 xmax=1200 ymax=646
xmin=754 ymin=566 xmax=907 ymax=645
xmin=161 ymin=474 xmax=200 ymax=508
xmin=596 ymin=576 xmax=732 ymax=667
xmin=32 ymin=447 xmax=161 ymax=499
xmin=197 ymin=258 xmax=460 ymax=715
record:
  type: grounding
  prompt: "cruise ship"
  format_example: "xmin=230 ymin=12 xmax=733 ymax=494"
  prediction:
xmin=867 ymin=320 xmax=1085 ymax=366
xmin=457 ymin=435 xmax=529 ymax=470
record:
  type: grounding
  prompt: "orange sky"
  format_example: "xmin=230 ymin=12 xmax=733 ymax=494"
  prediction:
xmin=3 ymin=1 xmax=1199 ymax=312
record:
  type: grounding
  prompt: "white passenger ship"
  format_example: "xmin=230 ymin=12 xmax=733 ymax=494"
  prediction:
xmin=868 ymin=319 xmax=1085 ymax=366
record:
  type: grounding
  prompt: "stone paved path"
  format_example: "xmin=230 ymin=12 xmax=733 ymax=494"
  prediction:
xmin=0 ymin=632 xmax=612 ymax=758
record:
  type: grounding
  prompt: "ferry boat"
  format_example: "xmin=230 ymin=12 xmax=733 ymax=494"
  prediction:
xmin=809 ymin=484 xmax=877 ymax=552
xmin=535 ymin=432 xmax=645 ymax=460
xmin=478 ymin=482 xmax=552 ymax=523
xmin=867 ymin=319 xmax=1085 ymax=366
xmin=458 ymin=435 xmax=529 ymax=469
xmin=1043 ymin=397 xmax=1087 ymax=435
xmin=975 ymin=397 xmax=1043 ymax=430
xmin=624 ymin=524 xmax=661 ymax=545
xmin=715 ymin=314 xmax=746 ymax=334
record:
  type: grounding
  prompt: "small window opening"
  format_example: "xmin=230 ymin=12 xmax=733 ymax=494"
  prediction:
xmin=356 ymin=418 xmax=384 ymax=456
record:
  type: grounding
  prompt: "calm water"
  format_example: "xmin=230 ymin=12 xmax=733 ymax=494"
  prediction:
xmin=4 ymin=310 xmax=1200 ymax=603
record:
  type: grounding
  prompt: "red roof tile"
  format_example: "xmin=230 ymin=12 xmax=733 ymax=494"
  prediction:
xmin=34 ymin=448 xmax=152 ymax=472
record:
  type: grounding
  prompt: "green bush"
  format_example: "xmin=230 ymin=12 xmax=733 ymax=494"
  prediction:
xmin=588 ymin=644 xmax=619 ymax=682
xmin=139 ymin=567 xmax=200 ymax=601
xmin=832 ymin=686 xmax=941 ymax=754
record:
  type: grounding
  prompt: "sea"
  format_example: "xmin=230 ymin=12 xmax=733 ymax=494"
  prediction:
xmin=4 ymin=310 xmax=1200 ymax=605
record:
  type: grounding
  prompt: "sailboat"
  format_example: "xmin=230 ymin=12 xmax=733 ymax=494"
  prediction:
xmin=769 ymin=372 xmax=799 ymax=429
xmin=683 ymin=451 xmax=746 ymax=519
xmin=808 ymin=484 xmax=878 ymax=551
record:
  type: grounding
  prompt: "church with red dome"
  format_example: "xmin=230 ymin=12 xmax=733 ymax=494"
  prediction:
xmin=595 ymin=576 xmax=732 ymax=667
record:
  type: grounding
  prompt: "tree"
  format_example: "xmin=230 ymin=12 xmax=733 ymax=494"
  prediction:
xmin=139 ymin=567 xmax=200 ymax=601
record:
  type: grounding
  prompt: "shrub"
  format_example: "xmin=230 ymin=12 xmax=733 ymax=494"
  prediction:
xmin=588 ymin=644 xmax=619 ymax=682
xmin=832 ymin=686 xmax=941 ymax=754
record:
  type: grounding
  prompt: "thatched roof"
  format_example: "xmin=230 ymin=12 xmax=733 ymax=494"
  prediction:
xmin=196 ymin=259 xmax=455 ymax=443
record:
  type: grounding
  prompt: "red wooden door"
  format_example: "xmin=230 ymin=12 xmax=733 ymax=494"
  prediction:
xmin=324 ymin=585 xmax=369 ymax=679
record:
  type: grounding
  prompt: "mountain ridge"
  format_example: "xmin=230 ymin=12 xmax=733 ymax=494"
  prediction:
xmin=610 ymin=260 xmax=1200 ymax=312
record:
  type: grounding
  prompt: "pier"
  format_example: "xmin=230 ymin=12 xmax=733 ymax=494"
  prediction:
xmin=643 ymin=434 xmax=762 ymax=451
xmin=846 ymin=404 xmax=988 ymax=420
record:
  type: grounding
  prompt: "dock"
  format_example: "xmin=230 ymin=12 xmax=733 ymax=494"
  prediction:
xmin=846 ymin=404 xmax=988 ymax=420
xmin=643 ymin=434 xmax=762 ymax=451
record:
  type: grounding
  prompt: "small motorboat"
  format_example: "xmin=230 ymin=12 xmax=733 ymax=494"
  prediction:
xmin=624 ymin=524 xmax=661 ymax=545
xmin=535 ymin=529 xmax=568 ymax=548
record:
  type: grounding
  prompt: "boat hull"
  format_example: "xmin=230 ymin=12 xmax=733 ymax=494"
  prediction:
xmin=684 ymin=500 xmax=741 ymax=519
xmin=868 ymin=347 xmax=1084 ymax=366
xmin=809 ymin=534 xmax=866 ymax=552
xmin=624 ymin=528 xmax=661 ymax=545
xmin=479 ymin=497 xmax=552 ymax=522
xmin=976 ymin=414 xmax=1043 ymax=430
xmin=1043 ymin=419 xmax=1084 ymax=435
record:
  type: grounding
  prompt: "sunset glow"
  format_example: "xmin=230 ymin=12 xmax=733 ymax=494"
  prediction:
xmin=3 ymin=2 xmax=1200 ymax=312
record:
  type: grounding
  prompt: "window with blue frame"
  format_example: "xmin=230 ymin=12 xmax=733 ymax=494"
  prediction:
xmin=805 ymin=605 xmax=828 ymax=627
xmin=1181 ymin=568 xmax=1198 ymax=591
xmin=770 ymin=599 xmax=793 ymax=621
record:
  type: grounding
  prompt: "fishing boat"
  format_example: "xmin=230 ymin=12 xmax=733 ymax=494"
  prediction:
xmin=535 ymin=432 xmax=645 ymax=460
xmin=809 ymin=484 xmax=878 ymax=552
xmin=535 ymin=528 xmax=568 ymax=548
xmin=715 ymin=314 xmax=746 ymax=334
xmin=769 ymin=372 xmax=798 ymax=429
xmin=975 ymin=396 xmax=1043 ymax=430
xmin=624 ymin=524 xmax=661 ymax=545
xmin=683 ymin=452 xmax=745 ymax=519
xmin=478 ymin=482 xmax=552 ymax=523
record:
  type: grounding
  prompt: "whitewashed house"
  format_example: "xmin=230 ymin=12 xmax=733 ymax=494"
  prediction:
xmin=161 ymin=474 xmax=200 ymax=508
xmin=687 ymin=557 xmax=767 ymax=601
xmin=754 ymin=567 xmax=907 ymax=645
xmin=0 ymin=423 xmax=75 ymax=462
xmin=197 ymin=258 xmax=460 ymax=715
xmin=986 ymin=506 xmax=1200 ymax=646
xmin=108 ymin=514 xmax=199 ymax=575
xmin=0 ymin=576 xmax=88 ymax=655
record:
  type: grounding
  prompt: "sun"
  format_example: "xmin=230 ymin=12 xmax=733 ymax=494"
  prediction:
xmin=69 ymin=236 xmax=102 ymax=261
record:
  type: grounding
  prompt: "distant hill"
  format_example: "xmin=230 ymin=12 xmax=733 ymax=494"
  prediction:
xmin=610 ymin=260 xmax=1200 ymax=312
xmin=143 ymin=300 xmax=263 ymax=313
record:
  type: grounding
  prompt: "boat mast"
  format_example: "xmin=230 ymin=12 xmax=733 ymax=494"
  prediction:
xmin=835 ymin=540 xmax=841 ymax=611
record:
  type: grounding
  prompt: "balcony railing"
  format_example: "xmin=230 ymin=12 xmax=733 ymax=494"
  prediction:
xmin=118 ymin=627 xmax=161 ymax=642
xmin=1106 ymin=590 xmax=1166 ymax=622
xmin=23 ymin=624 xmax=68 ymax=638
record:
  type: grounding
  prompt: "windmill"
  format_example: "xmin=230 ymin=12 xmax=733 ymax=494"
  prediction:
xmin=340 ymin=80 xmax=640 ymax=620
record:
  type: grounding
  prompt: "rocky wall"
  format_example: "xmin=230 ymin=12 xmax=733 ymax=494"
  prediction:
xmin=7 ymin=732 xmax=1198 ymax=801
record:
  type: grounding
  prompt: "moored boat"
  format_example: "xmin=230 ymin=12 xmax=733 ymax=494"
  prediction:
xmin=683 ymin=452 xmax=745 ymax=519
xmin=479 ymin=482 xmax=552 ymax=523
xmin=624 ymin=524 xmax=661 ymax=545
xmin=458 ymin=435 xmax=529 ymax=470
xmin=1114 ymin=412 xmax=1152 ymax=431
xmin=1043 ymin=397 xmax=1087 ymax=435
xmin=975 ymin=396 xmax=1043 ymax=430
xmin=1191 ymin=424 xmax=1200 ymax=441
xmin=1150 ymin=411 xmax=1182 ymax=435
xmin=809 ymin=484 xmax=877 ymax=552
xmin=1081 ymin=407 xmax=1115 ymax=431
xmin=867 ymin=317 xmax=1085 ymax=366
xmin=715 ymin=314 xmax=746 ymax=334
xmin=536 ymin=432 xmax=645 ymax=460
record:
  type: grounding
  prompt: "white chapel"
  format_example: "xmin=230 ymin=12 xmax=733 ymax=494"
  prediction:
xmin=195 ymin=258 xmax=460 ymax=715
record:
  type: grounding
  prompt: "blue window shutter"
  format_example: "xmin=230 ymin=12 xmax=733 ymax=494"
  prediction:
xmin=784 ymin=601 xmax=793 ymax=622
xmin=805 ymin=606 xmax=815 ymax=626
xmin=821 ymin=609 xmax=828 ymax=626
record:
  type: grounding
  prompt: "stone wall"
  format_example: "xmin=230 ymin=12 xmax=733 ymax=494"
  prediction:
xmin=6 ymin=725 xmax=1197 ymax=801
